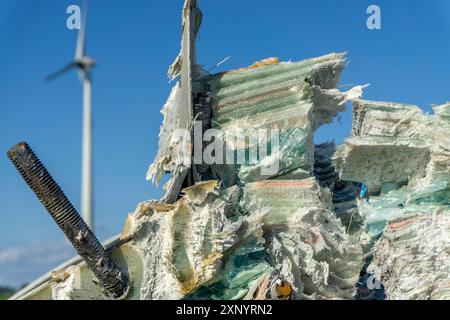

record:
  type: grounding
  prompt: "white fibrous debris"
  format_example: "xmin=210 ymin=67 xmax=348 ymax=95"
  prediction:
xmin=120 ymin=181 xmax=267 ymax=300
xmin=242 ymin=178 xmax=364 ymax=299
xmin=146 ymin=82 xmax=190 ymax=185
xmin=432 ymin=102 xmax=450 ymax=123
xmin=368 ymin=210 xmax=450 ymax=299
xmin=51 ymin=266 xmax=82 ymax=300
xmin=335 ymin=98 xmax=450 ymax=300
xmin=334 ymin=99 xmax=450 ymax=194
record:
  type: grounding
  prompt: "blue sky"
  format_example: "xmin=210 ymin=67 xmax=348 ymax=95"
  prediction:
xmin=0 ymin=0 xmax=449 ymax=287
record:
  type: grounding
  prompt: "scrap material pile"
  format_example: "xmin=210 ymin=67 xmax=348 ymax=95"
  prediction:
xmin=140 ymin=0 xmax=368 ymax=298
xmin=140 ymin=45 xmax=367 ymax=299
xmin=11 ymin=0 xmax=449 ymax=300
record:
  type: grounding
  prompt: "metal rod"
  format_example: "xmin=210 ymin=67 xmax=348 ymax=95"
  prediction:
xmin=7 ymin=142 xmax=128 ymax=299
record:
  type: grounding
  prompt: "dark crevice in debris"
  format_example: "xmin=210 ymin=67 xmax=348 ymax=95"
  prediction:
xmin=313 ymin=142 xmax=387 ymax=300
xmin=313 ymin=142 xmax=362 ymax=231
xmin=193 ymin=91 xmax=214 ymax=181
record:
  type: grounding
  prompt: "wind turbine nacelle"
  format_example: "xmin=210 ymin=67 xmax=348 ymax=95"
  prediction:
xmin=76 ymin=56 xmax=96 ymax=70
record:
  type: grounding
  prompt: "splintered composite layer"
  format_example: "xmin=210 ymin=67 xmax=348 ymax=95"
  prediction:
xmin=335 ymin=99 xmax=450 ymax=194
xmin=192 ymin=53 xmax=348 ymax=184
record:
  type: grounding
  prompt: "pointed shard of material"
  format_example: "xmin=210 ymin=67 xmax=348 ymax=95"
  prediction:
xmin=147 ymin=0 xmax=204 ymax=203
xmin=168 ymin=0 xmax=203 ymax=81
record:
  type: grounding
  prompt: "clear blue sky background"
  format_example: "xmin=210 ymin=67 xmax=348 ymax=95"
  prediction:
xmin=0 ymin=0 xmax=449 ymax=287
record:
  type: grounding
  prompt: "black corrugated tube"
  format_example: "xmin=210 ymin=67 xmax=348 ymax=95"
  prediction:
xmin=7 ymin=142 xmax=129 ymax=299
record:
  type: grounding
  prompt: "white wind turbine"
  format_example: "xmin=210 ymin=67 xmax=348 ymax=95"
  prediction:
xmin=47 ymin=0 xmax=95 ymax=230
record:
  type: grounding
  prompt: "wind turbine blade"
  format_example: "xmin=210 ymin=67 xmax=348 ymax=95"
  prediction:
xmin=46 ymin=62 xmax=77 ymax=81
xmin=75 ymin=0 xmax=89 ymax=60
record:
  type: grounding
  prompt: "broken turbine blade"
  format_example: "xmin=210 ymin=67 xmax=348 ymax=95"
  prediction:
xmin=75 ymin=0 xmax=89 ymax=60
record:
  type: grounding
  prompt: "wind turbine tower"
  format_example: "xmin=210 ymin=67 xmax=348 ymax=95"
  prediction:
xmin=47 ymin=1 xmax=95 ymax=230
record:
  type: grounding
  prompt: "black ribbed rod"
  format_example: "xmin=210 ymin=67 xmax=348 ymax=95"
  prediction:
xmin=7 ymin=142 xmax=129 ymax=299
